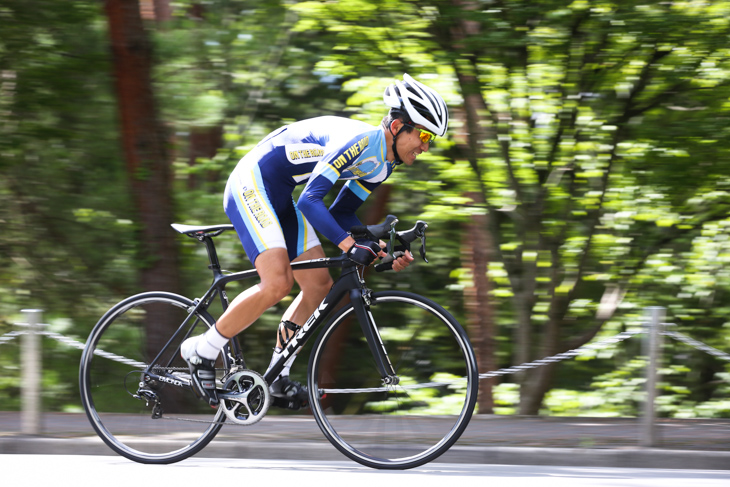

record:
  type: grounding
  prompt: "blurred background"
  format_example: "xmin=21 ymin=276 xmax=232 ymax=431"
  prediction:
xmin=1 ymin=0 xmax=729 ymax=422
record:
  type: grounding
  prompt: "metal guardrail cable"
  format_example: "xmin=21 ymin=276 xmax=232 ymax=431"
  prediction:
xmin=662 ymin=329 xmax=730 ymax=362
xmin=9 ymin=324 xmax=147 ymax=369
xmin=9 ymin=316 xmax=729 ymax=397
xmin=476 ymin=329 xmax=643 ymax=380
xmin=39 ymin=330 xmax=148 ymax=369
xmin=324 ymin=329 xmax=644 ymax=394
xmin=8 ymin=321 xmax=646 ymax=395
xmin=0 ymin=330 xmax=25 ymax=345
xmin=40 ymin=330 xmax=87 ymax=351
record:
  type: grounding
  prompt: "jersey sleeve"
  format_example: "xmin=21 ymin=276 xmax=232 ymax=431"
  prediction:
xmin=297 ymin=131 xmax=377 ymax=246
xmin=329 ymin=179 xmax=383 ymax=235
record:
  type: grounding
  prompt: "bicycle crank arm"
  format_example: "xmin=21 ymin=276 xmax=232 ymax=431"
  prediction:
xmin=217 ymin=390 xmax=251 ymax=402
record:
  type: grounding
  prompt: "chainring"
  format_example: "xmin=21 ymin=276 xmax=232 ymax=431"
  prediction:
xmin=219 ymin=370 xmax=270 ymax=426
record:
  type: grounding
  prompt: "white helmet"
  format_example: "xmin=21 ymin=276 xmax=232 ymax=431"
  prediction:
xmin=383 ymin=73 xmax=449 ymax=136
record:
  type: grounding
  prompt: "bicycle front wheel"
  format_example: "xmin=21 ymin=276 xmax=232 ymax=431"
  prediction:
xmin=308 ymin=291 xmax=478 ymax=469
xmin=79 ymin=292 xmax=230 ymax=464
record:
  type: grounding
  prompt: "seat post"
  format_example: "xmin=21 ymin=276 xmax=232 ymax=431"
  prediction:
xmin=200 ymin=235 xmax=223 ymax=277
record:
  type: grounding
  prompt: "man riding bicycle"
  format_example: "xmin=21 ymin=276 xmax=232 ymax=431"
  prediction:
xmin=181 ymin=73 xmax=449 ymax=409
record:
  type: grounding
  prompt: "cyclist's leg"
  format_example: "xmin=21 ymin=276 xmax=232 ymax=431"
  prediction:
xmin=182 ymin=158 xmax=296 ymax=402
xmin=263 ymin=215 xmax=330 ymax=407
xmin=182 ymin=248 xmax=294 ymax=402
xmin=217 ymin=248 xmax=294 ymax=337
xmin=263 ymin=246 xmax=332 ymax=396
xmin=263 ymin=200 xmax=330 ymax=348
xmin=209 ymin=158 xmax=298 ymax=339
xmin=279 ymin=245 xmax=334 ymax=344
xmin=220 ymin=149 xmax=328 ymax=345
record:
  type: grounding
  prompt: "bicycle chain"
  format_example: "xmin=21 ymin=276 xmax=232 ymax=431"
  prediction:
xmin=159 ymin=414 xmax=233 ymax=425
xmin=150 ymin=367 xmax=258 ymax=426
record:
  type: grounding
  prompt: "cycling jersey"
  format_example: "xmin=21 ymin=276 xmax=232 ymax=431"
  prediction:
xmin=225 ymin=116 xmax=395 ymax=263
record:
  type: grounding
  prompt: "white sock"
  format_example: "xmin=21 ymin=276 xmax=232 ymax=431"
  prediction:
xmin=195 ymin=326 xmax=229 ymax=360
xmin=267 ymin=348 xmax=297 ymax=380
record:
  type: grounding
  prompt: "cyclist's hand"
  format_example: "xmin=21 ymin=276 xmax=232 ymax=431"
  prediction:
xmin=347 ymin=240 xmax=383 ymax=266
xmin=391 ymin=249 xmax=414 ymax=272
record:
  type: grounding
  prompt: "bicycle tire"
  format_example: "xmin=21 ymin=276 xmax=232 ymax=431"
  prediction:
xmin=79 ymin=292 xmax=229 ymax=464
xmin=308 ymin=290 xmax=478 ymax=469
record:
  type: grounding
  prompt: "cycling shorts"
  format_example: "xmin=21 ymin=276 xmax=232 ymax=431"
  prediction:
xmin=224 ymin=146 xmax=321 ymax=264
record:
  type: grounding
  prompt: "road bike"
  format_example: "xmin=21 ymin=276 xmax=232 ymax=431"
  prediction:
xmin=79 ymin=216 xmax=478 ymax=469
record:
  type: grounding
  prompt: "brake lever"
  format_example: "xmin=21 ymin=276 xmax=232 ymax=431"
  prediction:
xmin=413 ymin=221 xmax=429 ymax=263
xmin=420 ymin=234 xmax=428 ymax=263
xmin=388 ymin=218 xmax=398 ymax=258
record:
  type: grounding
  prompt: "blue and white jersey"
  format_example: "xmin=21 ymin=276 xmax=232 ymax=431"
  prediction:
xmin=229 ymin=116 xmax=396 ymax=246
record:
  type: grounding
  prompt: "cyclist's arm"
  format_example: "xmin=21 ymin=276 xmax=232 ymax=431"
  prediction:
xmin=300 ymin=176 xmax=385 ymax=249
xmin=329 ymin=180 xmax=383 ymax=252
xmin=298 ymin=170 xmax=350 ymax=247
xmin=329 ymin=180 xmax=379 ymax=234
xmin=298 ymin=132 xmax=378 ymax=248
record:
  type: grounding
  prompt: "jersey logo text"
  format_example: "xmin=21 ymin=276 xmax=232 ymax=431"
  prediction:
xmin=332 ymin=135 xmax=369 ymax=170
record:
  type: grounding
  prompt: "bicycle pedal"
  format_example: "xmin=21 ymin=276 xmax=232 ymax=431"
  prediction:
xmin=271 ymin=395 xmax=307 ymax=411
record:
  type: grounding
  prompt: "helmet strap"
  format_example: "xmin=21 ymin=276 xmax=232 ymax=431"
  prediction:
xmin=390 ymin=122 xmax=406 ymax=166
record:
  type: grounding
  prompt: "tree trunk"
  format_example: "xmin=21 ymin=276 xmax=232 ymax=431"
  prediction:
xmin=519 ymin=362 xmax=558 ymax=415
xmin=104 ymin=0 xmax=181 ymax=358
xmin=448 ymin=38 xmax=499 ymax=414
xmin=188 ymin=126 xmax=223 ymax=189
xmin=463 ymin=192 xmax=495 ymax=414
xmin=152 ymin=0 xmax=172 ymax=23
xmin=446 ymin=31 xmax=499 ymax=413
xmin=518 ymin=314 xmax=560 ymax=415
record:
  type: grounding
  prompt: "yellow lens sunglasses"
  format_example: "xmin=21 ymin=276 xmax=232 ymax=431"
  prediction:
xmin=403 ymin=122 xmax=437 ymax=145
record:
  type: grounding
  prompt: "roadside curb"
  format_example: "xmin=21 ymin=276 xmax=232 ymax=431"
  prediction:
xmin=439 ymin=445 xmax=730 ymax=470
xmin=2 ymin=436 xmax=729 ymax=470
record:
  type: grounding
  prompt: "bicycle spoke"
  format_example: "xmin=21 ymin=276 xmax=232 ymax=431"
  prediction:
xmin=309 ymin=291 xmax=478 ymax=469
xmin=80 ymin=293 xmax=229 ymax=464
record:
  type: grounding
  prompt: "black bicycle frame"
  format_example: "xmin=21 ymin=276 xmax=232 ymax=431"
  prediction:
xmin=149 ymin=232 xmax=397 ymax=390
xmin=260 ymin=261 xmax=396 ymax=385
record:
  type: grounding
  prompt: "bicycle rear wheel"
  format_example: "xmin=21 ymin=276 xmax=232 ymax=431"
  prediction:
xmin=79 ymin=292 xmax=230 ymax=464
xmin=308 ymin=291 xmax=478 ymax=469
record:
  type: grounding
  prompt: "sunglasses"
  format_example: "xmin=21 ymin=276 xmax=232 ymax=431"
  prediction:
xmin=403 ymin=122 xmax=437 ymax=145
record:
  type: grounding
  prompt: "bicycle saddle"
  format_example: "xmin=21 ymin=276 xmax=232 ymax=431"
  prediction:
xmin=171 ymin=223 xmax=234 ymax=237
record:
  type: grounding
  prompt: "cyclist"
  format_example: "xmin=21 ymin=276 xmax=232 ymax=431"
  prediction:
xmin=181 ymin=73 xmax=449 ymax=408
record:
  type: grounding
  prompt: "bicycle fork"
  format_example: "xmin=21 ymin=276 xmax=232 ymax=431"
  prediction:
xmin=350 ymin=288 xmax=399 ymax=385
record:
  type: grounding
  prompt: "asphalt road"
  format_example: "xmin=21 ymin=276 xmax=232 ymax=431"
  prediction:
xmin=4 ymin=412 xmax=730 ymax=450
xmin=3 ymin=455 xmax=729 ymax=487
xmin=3 ymin=412 xmax=730 ymax=470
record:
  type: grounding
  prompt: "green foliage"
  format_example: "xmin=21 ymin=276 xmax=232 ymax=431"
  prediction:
xmin=0 ymin=0 xmax=138 ymax=409
xmin=2 ymin=0 xmax=730 ymax=418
